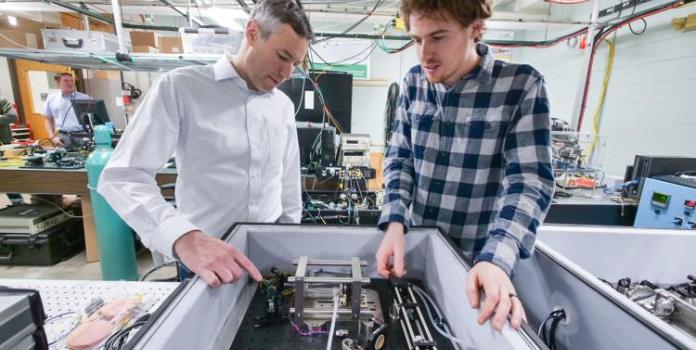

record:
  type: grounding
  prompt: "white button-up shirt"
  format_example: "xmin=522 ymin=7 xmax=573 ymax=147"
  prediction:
xmin=43 ymin=91 xmax=92 ymax=132
xmin=98 ymin=57 xmax=302 ymax=258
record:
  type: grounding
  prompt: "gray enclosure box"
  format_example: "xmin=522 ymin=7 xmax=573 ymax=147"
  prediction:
xmin=126 ymin=224 xmax=545 ymax=350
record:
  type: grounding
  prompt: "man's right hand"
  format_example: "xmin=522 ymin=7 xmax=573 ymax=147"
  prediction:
xmin=50 ymin=135 xmax=64 ymax=147
xmin=375 ymin=223 xmax=407 ymax=278
xmin=173 ymin=230 xmax=263 ymax=287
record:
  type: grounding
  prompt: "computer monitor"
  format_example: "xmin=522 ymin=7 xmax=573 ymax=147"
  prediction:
xmin=296 ymin=127 xmax=336 ymax=170
xmin=278 ymin=71 xmax=352 ymax=133
xmin=71 ymin=99 xmax=110 ymax=134
xmin=297 ymin=127 xmax=321 ymax=169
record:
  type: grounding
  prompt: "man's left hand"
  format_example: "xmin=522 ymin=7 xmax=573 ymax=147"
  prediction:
xmin=466 ymin=261 xmax=526 ymax=331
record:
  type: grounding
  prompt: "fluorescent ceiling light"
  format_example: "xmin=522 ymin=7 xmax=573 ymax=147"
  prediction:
xmin=204 ymin=8 xmax=248 ymax=31
xmin=8 ymin=15 xmax=17 ymax=26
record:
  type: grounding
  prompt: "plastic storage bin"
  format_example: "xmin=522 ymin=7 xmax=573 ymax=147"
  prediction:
xmin=179 ymin=27 xmax=242 ymax=55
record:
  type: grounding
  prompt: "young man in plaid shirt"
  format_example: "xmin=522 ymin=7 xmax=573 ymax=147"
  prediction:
xmin=375 ymin=0 xmax=554 ymax=331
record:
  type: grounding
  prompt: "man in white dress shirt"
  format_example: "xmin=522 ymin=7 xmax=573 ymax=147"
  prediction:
xmin=43 ymin=72 xmax=92 ymax=147
xmin=98 ymin=0 xmax=313 ymax=287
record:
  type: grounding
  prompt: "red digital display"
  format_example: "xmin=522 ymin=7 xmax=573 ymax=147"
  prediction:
xmin=685 ymin=200 xmax=696 ymax=209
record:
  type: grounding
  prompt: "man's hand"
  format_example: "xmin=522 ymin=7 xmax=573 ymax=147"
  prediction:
xmin=50 ymin=135 xmax=65 ymax=147
xmin=173 ymin=230 xmax=263 ymax=288
xmin=375 ymin=223 xmax=407 ymax=278
xmin=466 ymin=261 xmax=526 ymax=331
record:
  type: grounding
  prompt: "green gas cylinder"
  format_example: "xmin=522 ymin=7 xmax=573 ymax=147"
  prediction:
xmin=86 ymin=125 xmax=138 ymax=280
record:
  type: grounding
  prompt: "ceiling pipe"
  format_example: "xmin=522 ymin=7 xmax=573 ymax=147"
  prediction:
xmin=44 ymin=0 xmax=181 ymax=31
xmin=235 ymin=0 xmax=250 ymax=13
xmin=158 ymin=0 xmax=204 ymax=26
xmin=40 ymin=0 xmax=612 ymax=48
xmin=314 ymin=32 xmax=410 ymax=41
xmin=313 ymin=28 xmax=593 ymax=48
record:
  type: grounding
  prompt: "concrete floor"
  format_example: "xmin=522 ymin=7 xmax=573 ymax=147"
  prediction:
xmin=0 ymin=249 xmax=175 ymax=281
xmin=0 ymin=195 xmax=177 ymax=281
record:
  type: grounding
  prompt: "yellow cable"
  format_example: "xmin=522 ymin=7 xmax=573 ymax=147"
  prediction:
xmin=585 ymin=38 xmax=615 ymax=161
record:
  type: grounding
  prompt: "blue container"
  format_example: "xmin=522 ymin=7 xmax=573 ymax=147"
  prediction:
xmin=86 ymin=125 xmax=138 ymax=280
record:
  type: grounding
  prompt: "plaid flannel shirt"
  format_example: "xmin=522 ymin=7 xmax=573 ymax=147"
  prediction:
xmin=378 ymin=43 xmax=554 ymax=276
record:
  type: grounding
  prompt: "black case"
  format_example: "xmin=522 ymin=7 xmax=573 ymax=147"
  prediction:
xmin=0 ymin=219 xmax=84 ymax=266
xmin=0 ymin=288 xmax=48 ymax=350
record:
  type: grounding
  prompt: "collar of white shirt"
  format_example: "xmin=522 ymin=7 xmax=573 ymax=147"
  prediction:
xmin=213 ymin=55 xmax=240 ymax=82
xmin=213 ymin=55 xmax=269 ymax=96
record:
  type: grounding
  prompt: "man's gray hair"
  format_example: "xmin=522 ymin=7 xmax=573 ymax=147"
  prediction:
xmin=250 ymin=0 xmax=314 ymax=41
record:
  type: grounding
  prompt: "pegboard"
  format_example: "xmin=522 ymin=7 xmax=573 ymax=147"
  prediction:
xmin=0 ymin=279 xmax=178 ymax=350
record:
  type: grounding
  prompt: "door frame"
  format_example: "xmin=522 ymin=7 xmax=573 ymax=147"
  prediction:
xmin=13 ymin=59 xmax=76 ymax=141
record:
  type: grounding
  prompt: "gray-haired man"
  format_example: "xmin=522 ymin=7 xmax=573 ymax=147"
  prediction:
xmin=98 ymin=0 xmax=313 ymax=287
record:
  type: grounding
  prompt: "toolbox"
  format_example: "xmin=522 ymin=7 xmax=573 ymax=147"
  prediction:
xmin=0 ymin=204 xmax=70 ymax=235
xmin=0 ymin=219 xmax=84 ymax=266
xmin=42 ymin=29 xmax=132 ymax=54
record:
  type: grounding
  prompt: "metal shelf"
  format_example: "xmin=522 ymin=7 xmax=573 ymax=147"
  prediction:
xmin=0 ymin=48 xmax=222 ymax=72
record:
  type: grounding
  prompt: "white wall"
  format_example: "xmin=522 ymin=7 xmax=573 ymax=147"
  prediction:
xmin=121 ymin=70 xmax=162 ymax=124
xmin=348 ymin=40 xmax=418 ymax=149
xmin=27 ymin=70 xmax=56 ymax=114
xmin=511 ymin=6 xmax=696 ymax=176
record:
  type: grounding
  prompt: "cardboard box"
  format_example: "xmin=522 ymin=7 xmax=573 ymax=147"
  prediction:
xmin=131 ymin=45 xmax=159 ymax=53
xmin=129 ymin=31 xmax=159 ymax=48
xmin=92 ymin=71 xmax=121 ymax=80
xmin=0 ymin=30 xmax=38 ymax=49
xmin=685 ymin=13 xmax=696 ymax=32
xmin=158 ymin=36 xmax=183 ymax=54
xmin=2 ymin=15 xmax=45 ymax=38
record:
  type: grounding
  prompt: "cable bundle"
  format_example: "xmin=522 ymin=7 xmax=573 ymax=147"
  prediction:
xmin=537 ymin=309 xmax=567 ymax=350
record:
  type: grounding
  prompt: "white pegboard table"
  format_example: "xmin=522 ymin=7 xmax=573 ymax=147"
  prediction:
xmin=0 ymin=279 xmax=179 ymax=349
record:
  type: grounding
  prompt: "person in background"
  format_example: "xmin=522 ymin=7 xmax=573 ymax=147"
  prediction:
xmin=0 ymin=101 xmax=16 ymax=145
xmin=0 ymin=103 xmax=24 ymax=205
xmin=43 ymin=72 xmax=91 ymax=147
xmin=98 ymin=0 xmax=313 ymax=288
xmin=375 ymin=0 xmax=554 ymax=331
